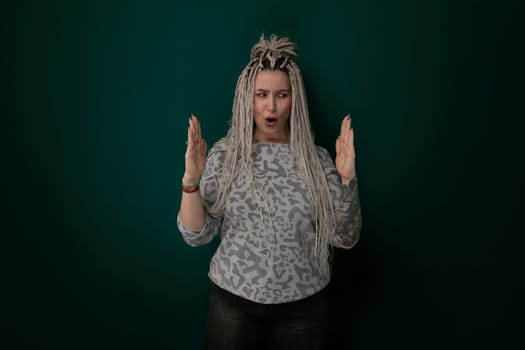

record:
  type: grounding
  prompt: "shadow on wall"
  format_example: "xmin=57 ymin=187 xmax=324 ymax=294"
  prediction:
xmin=327 ymin=224 xmax=387 ymax=349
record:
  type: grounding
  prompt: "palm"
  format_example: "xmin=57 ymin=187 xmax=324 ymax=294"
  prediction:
xmin=184 ymin=115 xmax=207 ymax=183
xmin=335 ymin=115 xmax=356 ymax=183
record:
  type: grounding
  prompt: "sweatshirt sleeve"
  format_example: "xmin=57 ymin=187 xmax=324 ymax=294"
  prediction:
xmin=177 ymin=144 xmax=226 ymax=247
xmin=317 ymin=147 xmax=362 ymax=249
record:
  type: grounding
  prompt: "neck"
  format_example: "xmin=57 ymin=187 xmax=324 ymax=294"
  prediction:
xmin=253 ymin=131 xmax=290 ymax=144
xmin=253 ymin=137 xmax=289 ymax=144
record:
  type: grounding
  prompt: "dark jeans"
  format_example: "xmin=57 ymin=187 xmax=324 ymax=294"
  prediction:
xmin=205 ymin=283 xmax=328 ymax=350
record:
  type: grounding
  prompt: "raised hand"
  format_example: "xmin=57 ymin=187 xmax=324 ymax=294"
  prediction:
xmin=335 ymin=115 xmax=356 ymax=184
xmin=183 ymin=115 xmax=207 ymax=186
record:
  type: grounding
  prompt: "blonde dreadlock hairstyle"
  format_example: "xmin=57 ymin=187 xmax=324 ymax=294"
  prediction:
xmin=208 ymin=34 xmax=335 ymax=275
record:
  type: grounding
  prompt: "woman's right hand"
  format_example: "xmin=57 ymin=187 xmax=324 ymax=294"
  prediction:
xmin=183 ymin=115 xmax=207 ymax=186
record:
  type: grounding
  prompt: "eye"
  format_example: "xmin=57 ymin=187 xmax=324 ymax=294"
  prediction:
xmin=256 ymin=92 xmax=267 ymax=97
xmin=277 ymin=93 xmax=288 ymax=98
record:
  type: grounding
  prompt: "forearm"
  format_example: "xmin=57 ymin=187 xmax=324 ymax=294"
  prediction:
xmin=333 ymin=176 xmax=362 ymax=249
xmin=179 ymin=177 xmax=206 ymax=230
xmin=178 ymin=182 xmax=222 ymax=247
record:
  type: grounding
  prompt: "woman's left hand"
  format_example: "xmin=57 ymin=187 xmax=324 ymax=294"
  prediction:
xmin=335 ymin=115 xmax=356 ymax=185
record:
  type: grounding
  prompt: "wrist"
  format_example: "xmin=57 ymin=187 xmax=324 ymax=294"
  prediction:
xmin=182 ymin=183 xmax=200 ymax=193
xmin=182 ymin=175 xmax=200 ymax=188
xmin=182 ymin=178 xmax=200 ymax=193
xmin=341 ymin=174 xmax=355 ymax=185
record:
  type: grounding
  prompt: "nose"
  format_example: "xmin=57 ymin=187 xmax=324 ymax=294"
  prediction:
xmin=267 ymin=95 xmax=277 ymax=112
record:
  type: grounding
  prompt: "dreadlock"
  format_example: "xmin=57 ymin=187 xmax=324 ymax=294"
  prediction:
xmin=207 ymin=34 xmax=335 ymax=276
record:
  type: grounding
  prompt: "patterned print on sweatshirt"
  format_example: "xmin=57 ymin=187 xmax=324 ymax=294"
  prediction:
xmin=178 ymin=143 xmax=361 ymax=304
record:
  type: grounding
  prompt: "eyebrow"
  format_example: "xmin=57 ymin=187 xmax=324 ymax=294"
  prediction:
xmin=255 ymin=89 xmax=290 ymax=92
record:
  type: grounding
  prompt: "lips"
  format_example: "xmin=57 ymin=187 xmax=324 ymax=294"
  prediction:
xmin=265 ymin=116 xmax=278 ymax=126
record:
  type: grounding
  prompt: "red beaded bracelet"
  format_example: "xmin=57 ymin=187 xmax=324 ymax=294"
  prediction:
xmin=182 ymin=184 xmax=200 ymax=193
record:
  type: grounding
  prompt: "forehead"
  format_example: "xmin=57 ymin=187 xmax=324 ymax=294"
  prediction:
xmin=254 ymin=70 xmax=290 ymax=89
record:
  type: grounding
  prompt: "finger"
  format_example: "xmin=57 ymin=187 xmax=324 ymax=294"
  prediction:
xmin=200 ymin=139 xmax=208 ymax=157
xmin=349 ymin=116 xmax=355 ymax=149
xmin=343 ymin=115 xmax=350 ymax=143
xmin=345 ymin=117 xmax=350 ymax=145
xmin=186 ymin=119 xmax=193 ymax=152
xmin=190 ymin=115 xmax=197 ymax=143
xmin=195 ymin=115 xmax=202 ymax=142
xmin=348 ymin=127 xmax=354 ymax=147
xmin=336 ymin=137 xmax=341 ymax=155
xmin=191 ymin=117 xmax=197 ymax=144
xmin=339 ymin=116 xmax=346 ymax=138
xmin=339 ymin=138 xmax=349 ymax=158
xmin=191 ymin=114 xmax=200 ymax=142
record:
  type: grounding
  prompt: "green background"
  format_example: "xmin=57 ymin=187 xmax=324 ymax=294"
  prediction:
xmin=5 ymin=0 xmax=523 ymax=348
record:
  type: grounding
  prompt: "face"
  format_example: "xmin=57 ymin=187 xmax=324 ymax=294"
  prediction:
xmin=253 ymin=69 xmax=292 ymax=143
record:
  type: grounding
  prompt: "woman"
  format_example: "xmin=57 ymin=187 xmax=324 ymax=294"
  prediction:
xmin=177 ymin=34 xmax=362 ymax=350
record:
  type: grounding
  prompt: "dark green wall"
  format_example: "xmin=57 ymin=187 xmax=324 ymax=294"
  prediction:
xmin=5 ymin=0 xmax=523 ymax=348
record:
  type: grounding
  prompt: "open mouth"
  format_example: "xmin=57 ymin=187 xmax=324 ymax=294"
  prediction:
xmin=265 ymin=117 xmax=277 ymax=126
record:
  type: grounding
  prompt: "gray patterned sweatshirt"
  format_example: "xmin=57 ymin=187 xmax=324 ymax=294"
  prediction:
xmin=177 ymin=142 xmax=361 ymax=304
